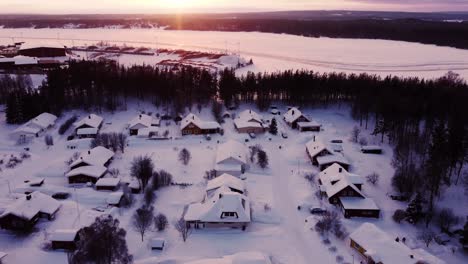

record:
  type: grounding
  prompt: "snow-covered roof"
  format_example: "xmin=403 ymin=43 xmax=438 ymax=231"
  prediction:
xmin=283 ymin=107 xmax=309 ymax=123
xmin=76 ymin=127 xmax=98 ymax=135
xmin=305 ymin=138 xmax=333 ymax=158
xmin=185 ymin=191 xmax=250 ymax=223
xmin=95 ymin=178 xmax=120 ymax=187
xmin=11 ymin=125 xmax=41 ymax=136
xmin=0 ymin=55 xmax=39 ymax=65
xmin=318 ymin=163 xmax=363 ymax=186
xmin=65 ymin=165 xmax=107 ymax=179
xmin=70 ymin=146 xmax=114 ymax=168
xmin=107 ymin=192 xmax=124 ymax=205
xmin=206 ymin=173 xmax=246 ymax=194
xmin=0 ymin=191 xmax=61 ymax=221
xmin=339 ymin=197 xmax=379 ymax=210
xmin=216 ymin=140 xmax=248 ymax=165
xmin=129 ymin=114 xmax=155 ymax=130
xmin=238 ymin=109 xmax=262 ymax=123
xmin=185 ymin=251 xmax=271 ymax=264
xmin=297 ymin=121 xmax=321 ymax=128
xmin=316 ymin=154 xmax=350 ymax=166
xmin=74 ymin=114 xmax=103 ymax=129
xmin=350 ymin=223 xmax=445 ymax=264
xmin=324 ymin=176 xmax=364 ymax=199
xmin=234 ymin=119 xmax=264 ymax=129
xmin=180 ymin=113 xmax=220 ymax=130
xmin=20 ymin=42 xmax=65 ymax=50
xmin=29 ymin=113 xmax=57 ymax=129
xmin=149 ymin=238 xmax=165 ymax=248
xmin=50 ymin=229 xmax=79 ymax=242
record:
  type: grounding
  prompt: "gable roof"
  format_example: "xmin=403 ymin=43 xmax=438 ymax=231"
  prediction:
xmin=95 ymin=178 xmax=120 ymax=187
xmin=184 ymin=191 xmax=250 ymax=223
xmin=318 ymin=163 xmax=363 ymax=186
xmin=325 ymin=176 xmax=364 ymax=199
xmin=316 ymin=154 xmax=350 ymax=166
xmin=283 ymin=107 xmax=309 ymax=123
xmin=216 ymin=140 xmax=248 ymax=165
xmin=29 ymin=113 xmax=57 ymax=129
xmin=65 ymin=165 xmax=107 ymax=179
xmin=350 ymin=223 xmax=445 ymax=264
xmin=180 ymin=113 xmax=220 ymax=130
xmin=74 ymin=114 xmax=103 ymax=129
xmin=107 ymin=192 xmax=124 ymax=205
xmin=70 ymin=146 xmax=114 ymax=168
xmin=339 ymin=197 xmax=379 ymax=210
xmin=0 ymin=191 xmax=61 ymax=221
xmin=206 ymin=173 xmax=246 ymax=194
xmin=129 ymin=114 xmax=154 ymax=130
xmin=306 ymin=138 xmax=333 ymax=158
xmin=238 ymin=109 xmax=263 ymax=123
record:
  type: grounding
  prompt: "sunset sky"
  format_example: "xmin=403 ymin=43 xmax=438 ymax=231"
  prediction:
xmin=1 ymin=0 xmax=468 ymax=14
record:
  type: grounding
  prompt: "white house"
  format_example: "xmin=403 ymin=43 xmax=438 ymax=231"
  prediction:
xmin=318 ymin=163 xmax=364 ymax=191
xmin=95 ymin=178 xmax=121 ymax=191
xmin=234 ymin=109 xmax=266 ymax=134
xmin=180 ymin=113 xmax=220 ymax=135
xmin=66 ymin=165 xmax=107 ymax=184
xmin=306 ymin=137 xmax=350 ymax=171
xmin=10 ymin=112 xmax=57 ymax=140
xmin=73 ymin=114 xmax=103 ymax=138
xmin=128 ymin=114 xmax=160 ymax=136
xmin=350 ymin=223 xmax=445 ymax=264
xmin=69 ymin=146 xmax=114 ymax=170
xmin=184 ymin=189 xmax=251 ymax=230
xmin=283 ymin=107 xmax=310 ymax=129
xmin=215 ymin=140 xmax=249 ymax=177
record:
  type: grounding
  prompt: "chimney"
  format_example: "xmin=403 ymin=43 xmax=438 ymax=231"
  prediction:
xmin=139 ymin=114 xmax=142 ymax=119
xmin=249 ymin=110 xmax=251 ymax=114
xmin=410 ymin=255 xmax=414 ymax=259
xmin=88 ymin=150 xmax=91 ymax=155
xmin=292 ymin=110 xmax=295 ymax=115
xmin=26 ymin=194 xmax=32 ymax=200
xmin=339 ymin=168 xmax=342 ymax=173
xmin=88 ymin=115 xmax=91 ymax=119
xmin=313 ymin=135 xmax=316 ymax=142
xmin=192 ymin=115 xmax=195 ymax=120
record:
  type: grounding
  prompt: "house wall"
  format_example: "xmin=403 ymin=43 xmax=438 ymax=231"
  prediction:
xmin=343 ymin=208 xmax=380 ymax=219
xmin=182 ymin=123 xmax=203 ymax=135
xmin=52 ymin=240 xmax=77 ymax=251
xmin=319 ymin=162 xmax=349 ymax=171
xmin=187 ymin=221 xmax=248 ymax=230
xmin=96 ymin=185 xmax=119 ymax=191
xmin=236 ymin=126 xmax=265 ymax=134
xmin=68 ymin=175 xmax=100 ymax=184
xmin=0 ymin=214 xmax=37 ymax=230
xmin=299 ymin=126 xmax=320 ymax=132
xmin=19 ymin=47 xmax=66 ymax=58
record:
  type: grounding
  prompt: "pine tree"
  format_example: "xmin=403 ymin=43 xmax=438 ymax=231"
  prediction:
xmin=269 ymin=118 xmax=278 ymax=135
xmin=405 ymin=193 xmax=424 ymax=224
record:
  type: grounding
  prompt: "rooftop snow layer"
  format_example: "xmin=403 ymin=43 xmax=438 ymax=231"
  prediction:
xmin=216 ymin=140 xmax=248 ymax=165
xmin=0 ymin=191 xmax=60 ymax=221
xmin=339 ymin=197 xmax=379 ymax=210
xmin=70 ymin=146 xmax=114 ymax=168
xmin=73 ymin=114 xmax=103 ymax=129
xmin=50 ymin=229 xmax=79 ymax=242
xmin=180 ymin=113 xmax=220 ymax=130
xmin=283 ymin=107 xmax=309 ymax=123
xmin=65 ymin=165 xmax=107 ymax=179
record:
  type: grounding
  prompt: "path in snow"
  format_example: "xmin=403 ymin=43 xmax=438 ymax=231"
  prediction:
xmin=269 ymin=143 xmax=335 ymax=264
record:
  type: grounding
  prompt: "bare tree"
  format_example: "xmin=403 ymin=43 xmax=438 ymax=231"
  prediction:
xmin=130 ymin=155 xmax=154 ymax=192
xmin=174 ymin=217 xmax=190 ymax=242
xmin=418 ymin=229 xmax=436 ymax=247
xmin=179 ymin=148 xmax=191 ymax=166
xmin=350 ymin=126 xmax=360 ymax=143
xmin=366 ymin=172 xmax=380 ymax=185
xmin=132 ymin=205 xmax=154 ymax=242
xmin=436 ymin=208 xmax=460 ymax=233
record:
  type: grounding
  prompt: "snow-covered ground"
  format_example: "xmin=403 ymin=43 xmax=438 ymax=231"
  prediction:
xmin=0 ymin=101 xmax=466 ymax=263
xmin=1 ymin=28 xmax=468 ymax=79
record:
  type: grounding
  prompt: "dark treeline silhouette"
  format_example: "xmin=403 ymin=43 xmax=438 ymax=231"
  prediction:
xmin=3 ymin=61 xmax=468 ymax=219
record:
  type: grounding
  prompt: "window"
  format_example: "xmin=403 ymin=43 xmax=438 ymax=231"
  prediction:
xmin=221 ymin=212 xmax=238 ymax=218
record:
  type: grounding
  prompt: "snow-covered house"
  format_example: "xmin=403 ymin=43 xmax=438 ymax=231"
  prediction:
xmin=69 ymin=146 xmax=114 ymax=170
xmin=50 ymin=229 xmax=80 ymax=250
xmin=180 ymin=113 xmax=221 ymax=135
xmin=0 ymin=192 xmax=61 ymax=231
xmin=184 ymin=190 xmax=251 ymax=230
xmin=283 ymin=107 xmax=310 ymax=129
xmin=185 ymin=251 xmax=272 ymax=264
xmin=318 ymin=163 xmax=364 ymax=191
xmin=350 ymin=223 xmax=445 ymax=264
xmin=206 ymin=173 xmax=246 ymax=198
xmin=306 ymin=137 xmax=350 ymax=171
xmin=107 ymin=192 xmax=124 ymax=207
xmin=19 ymin=42 xmax=66 ymax=57
xmin=66 ymin=165 xmax=107 ymax=184
xmin=149 ymin=237 xmax=165 ymax=250
xmin=361 ymin=145 xmax=383 ymax=154
xmin=128 ymin=114 xmax=160 ymax=136
xmin=323 ymin=176 xmax=365 ymax=205
xmin=215 ymin=140 xmax=249 ymax=177
xmin=339 ymin=197 xmax=380 ymax=218
xmin=234 ymin=109 xmax=266 ymax=134
xmin=297 ymin=120 xmax=321 ymax=132
xmin=73 ymin=114 xmax=103 ymax=138
xmin=10 ymin=112 xmax=57 ymax=140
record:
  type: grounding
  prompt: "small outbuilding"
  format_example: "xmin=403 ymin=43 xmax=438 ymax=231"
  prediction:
xmin=107 ymin=192 xmax=124 ymax=207
xmin=19 ymin=43 xmax=66 ymax=58
xmin=339 ymin=197 xmax=380 ymax=218
xmin=95 ymin=178 xmax=120 ymax=191
xmin=150 ymin=237 xmax=166 ymax=250
xmin=66 ymin=165 xmax=107 ymax=184
xmin=361 ymin=145 xmax=383 ymax=154
xmin=283 ymin=107 xmax=310 ymax=129
xmin=297 ymin=121 xmax=321 ymax=132
xmin=50 ymin=229 xmax=80 ymax=250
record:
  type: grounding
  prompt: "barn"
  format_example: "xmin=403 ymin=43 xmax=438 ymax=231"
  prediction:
xmin=18 ymin=43 xmax=66 ymax=58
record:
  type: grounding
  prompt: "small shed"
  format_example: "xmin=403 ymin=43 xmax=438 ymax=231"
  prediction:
xmin=107 ymin=192 xmax=124 ymax=207
xmin=150 ymin=237 xmax=166 ymax=250
xmin=28 ymin=178 xmax=45 ymax=187
xmin=339 ymin=197 xmax=380 ymax=218
xmin=297 ymin=121 xmax=321 ymax=132
xmin=361 ymin=145 xmax=383 ymax=154
xmin=50 ymin=229 xmax=80 ymax=250
xmin=95 ymin=178 xmax=121 ymax=191
xmin=76 ymin=128 xmax=99 ymax=139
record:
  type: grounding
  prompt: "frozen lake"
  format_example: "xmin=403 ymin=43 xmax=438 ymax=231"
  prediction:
xmin=1 ymin=28 xmax=468 ymax=79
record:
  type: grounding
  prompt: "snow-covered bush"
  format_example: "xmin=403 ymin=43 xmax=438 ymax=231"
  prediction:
xmin=179 ymin=148 xmax=191 ymax=166
xmin=393 ymin=209 xmax=407 ymax=223
xmin=59 ymin=115 xmax=77 ymax=135
xmin=257 ymin=150 xmax=269 ymax=169
xmin=154 ymin=213 xmax=168 ymax=231
xmin=436 ymin=208 xmax=460 ymax=233
xmin=366 ymin=172 xmax=379 ymax=185
xmin=315 ymin=211 xmax=347 ymax=240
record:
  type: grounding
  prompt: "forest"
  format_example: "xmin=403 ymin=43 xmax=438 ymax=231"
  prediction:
xmin=1 ymin=60 xmax=467 ymax=224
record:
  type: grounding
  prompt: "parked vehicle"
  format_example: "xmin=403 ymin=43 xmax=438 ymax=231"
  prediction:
xmin=52 ymin=192 xmax=70 ymax=200
xmin=389 ymin=193 xmax=409 ymax=201
xmin=309 ymin=207 xmax=327 ymax=215
xmin=281 ymin=132 xmax=288 ymax=139
xmin=249 ymin=133 xmax=256 ymax=139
